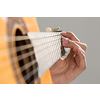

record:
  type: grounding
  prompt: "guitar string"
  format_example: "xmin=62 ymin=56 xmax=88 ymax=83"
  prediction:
xmin=0 ymin=44 xmax=33 ymax=58
xmin=0 ymin=38 xmax=63 ymax=82
xmin=16 ymin=22 xmax=62 ymax=83
xmin=0 ymin=33 xmax=61 ymax=43
xmin=29 ymin=46 xmax=61 ymax=84
xmin=17 ymin=46 xmax=62 ymax=83
xmin=1 ymin=44 xmax=63 ymax=83
xmin=0 ymin=20 xmax=40 ymax=83
xmin=0 ymin=38 xmax=61 ymax=69
xmin=23 ymin=21 xmax=40 ymax=83
xmin=0 ymin=22 xmax=62 ymax=83
xmin=0 ymin=22 xmax=37 ymax=42
xmin=0 ymin=37 xmax=61 ymax=58
xmin=0 ymin=22 xmax=62 ymax=58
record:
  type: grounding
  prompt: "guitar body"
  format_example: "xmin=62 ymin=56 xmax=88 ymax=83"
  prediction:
xmin=0 ymin=17 xmax=52 ymax=84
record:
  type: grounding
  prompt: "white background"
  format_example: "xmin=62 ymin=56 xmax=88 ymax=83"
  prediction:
xmin=0 ymin=0 xmax=100 ymax=100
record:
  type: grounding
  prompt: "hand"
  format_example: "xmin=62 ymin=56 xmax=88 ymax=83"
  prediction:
xmin=50 ymin=32 xmax=87 ymax=84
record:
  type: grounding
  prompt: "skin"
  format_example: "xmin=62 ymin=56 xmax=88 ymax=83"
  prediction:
xmin=50 ymin=32 xmax=87 ymax=84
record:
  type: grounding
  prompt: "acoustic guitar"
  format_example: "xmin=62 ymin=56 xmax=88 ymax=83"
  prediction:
xmin=0 ymin=17 xmax=69 ymax=84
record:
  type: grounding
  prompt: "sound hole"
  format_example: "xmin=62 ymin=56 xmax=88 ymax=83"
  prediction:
xmin=15 ymin=29 xmax=38 ymax=84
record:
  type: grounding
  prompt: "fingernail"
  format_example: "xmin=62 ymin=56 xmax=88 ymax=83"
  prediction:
xmin=62 ymin=42 xmax=67 ymax=46
xmin=62 ymin=38 xmax=69 ymax=42
xmin=62 ymin=41 xmax=69 ymax=46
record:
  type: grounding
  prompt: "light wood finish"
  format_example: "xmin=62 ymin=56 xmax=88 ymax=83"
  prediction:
xmin=0 ymin=17 xmax=52 ymax=84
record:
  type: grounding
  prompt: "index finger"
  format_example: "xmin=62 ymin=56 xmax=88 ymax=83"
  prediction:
xmin=61 ymin=32 xmax=80 ymax=42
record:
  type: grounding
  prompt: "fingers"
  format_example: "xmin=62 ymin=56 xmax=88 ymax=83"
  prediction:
xmin=74 ymin=41 xmax=87 ymax=52
xmin=61 ymin=32 xmax=87 ymax=52
xmin=62 ymin=32 xmax=80 ymax=42
xmin=62 ymin=37 xmax=87 ymax=72
xmin=62 ymin=38 xmax=87 ymax=53
xmin=62 ymin=38 xmax=85 ymax=54
xmin=62 ymin=32 xmax=87 ymax=79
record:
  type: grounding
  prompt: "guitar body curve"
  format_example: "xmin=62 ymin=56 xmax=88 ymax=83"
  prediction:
xmin=0 ymin=17 xmax=52 ymax=84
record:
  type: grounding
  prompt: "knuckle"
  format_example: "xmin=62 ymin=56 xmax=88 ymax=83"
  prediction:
xmin=69 ymin=32 xmax=74 ymax=37
xmin=81 ymin=43 xmax=87 ymax=51
xmin=67 ymin=31 xmax=74 ymax=37
xmin=84 ymin=43 xmax=87 ymax=50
